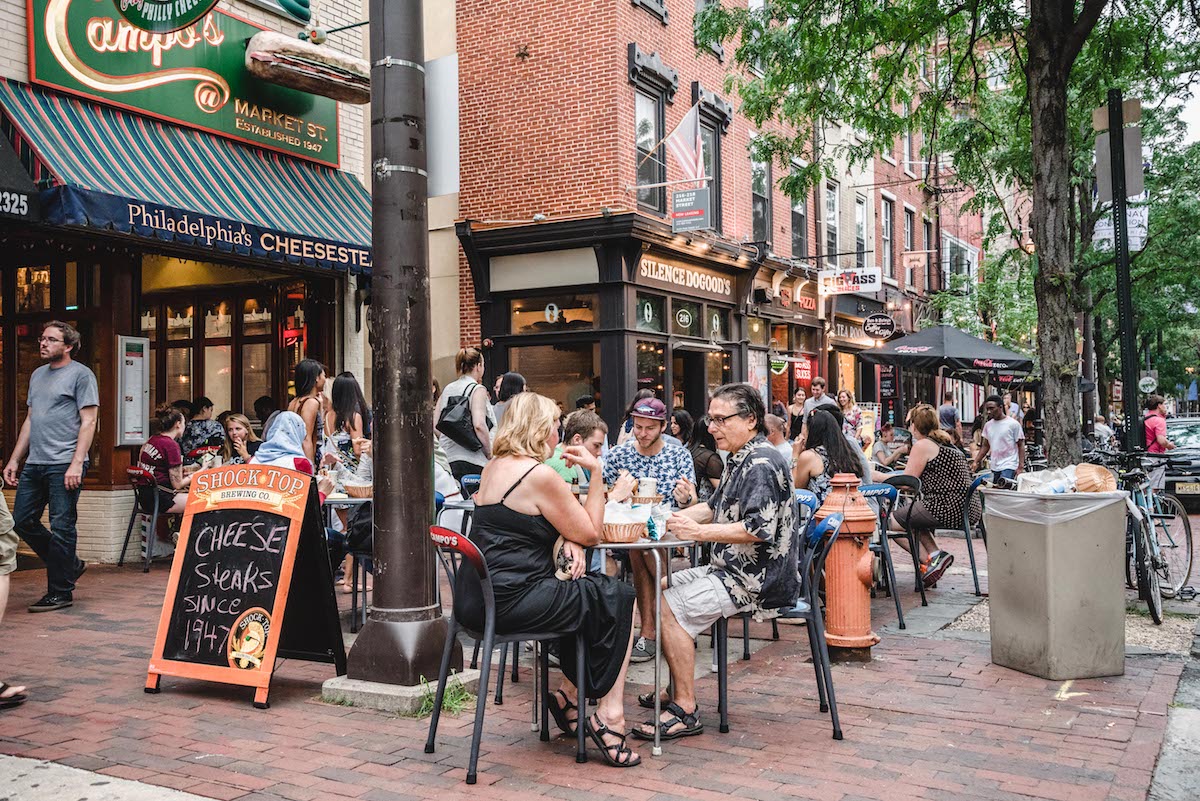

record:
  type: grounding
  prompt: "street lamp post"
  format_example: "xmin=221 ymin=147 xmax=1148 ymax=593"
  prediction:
xmin=346 ymin=0 xmax=461 ymax=684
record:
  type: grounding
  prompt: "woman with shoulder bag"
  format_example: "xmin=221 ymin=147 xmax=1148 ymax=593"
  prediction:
xmin=435 ymin=347 xmax=496 ymax=485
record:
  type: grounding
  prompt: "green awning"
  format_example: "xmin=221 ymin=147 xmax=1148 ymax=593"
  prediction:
xmin=0 ymin=79 xmax=371 ymax=273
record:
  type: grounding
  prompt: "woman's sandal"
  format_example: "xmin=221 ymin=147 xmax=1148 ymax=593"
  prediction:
xmin=547 ymin=689 xmax=578 ymax=737
xmin=585 ymin=714 xmax=641 ymax=767
xmin=0 ymin=682 xmax=27 ymax=710
xmin=629 ymin=701 xmax=703 ymax=741
xmin=637 ymin=690 xmax=671 ymax=710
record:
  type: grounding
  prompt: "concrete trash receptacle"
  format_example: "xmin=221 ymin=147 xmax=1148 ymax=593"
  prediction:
xmin=982 ymin=489 xmax=1128 ymax=681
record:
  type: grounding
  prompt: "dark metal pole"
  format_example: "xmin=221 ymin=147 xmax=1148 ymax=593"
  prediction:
xmin=348 ymin=0 xmax=461 ymax=684
xmin=1081 ymin=307 xmax=1095 ymax=438
xmin=1108 ymin=89 xmax=1142 ymax=451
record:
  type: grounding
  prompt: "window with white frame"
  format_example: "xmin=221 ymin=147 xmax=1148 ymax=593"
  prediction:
xmin=880 ymin=199 xmax=894 ymax=277
xmin=855 ymin=196 xmax=867 ymax=269
xmin=904 ymin=209 xmax=915 ymax=284
xmin=751 ymin=153 xmax=770 ymax=243
xmin=636 ymin=91 xmax=664 ymax=212
xmin=923 ymin=218 xmax=934 ymax=290
xmin=791 ymin=183 xmax=808 ymax=258
xmin=901 ymin=106 xmax=915 ymax=175
xmin=942 ymin=234 xmax=978 ymax=280
xmin=825 ymin=181 xmax=839 ymax=267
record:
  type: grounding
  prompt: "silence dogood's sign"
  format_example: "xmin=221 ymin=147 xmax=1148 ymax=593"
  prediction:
xmin=30 ymin=0 xmax=340 ymax=167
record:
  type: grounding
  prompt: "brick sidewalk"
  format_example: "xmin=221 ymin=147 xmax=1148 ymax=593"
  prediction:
xmin=0 ymin=536 xmax=1188 ymax=801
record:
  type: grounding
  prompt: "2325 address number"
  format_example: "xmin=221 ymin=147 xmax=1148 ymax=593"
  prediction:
xmin=0 ymin=190 xmax=29 ymax=216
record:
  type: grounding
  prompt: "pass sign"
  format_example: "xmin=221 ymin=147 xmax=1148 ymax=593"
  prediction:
xmin=818 ymin=267 xmax=882 ymax=295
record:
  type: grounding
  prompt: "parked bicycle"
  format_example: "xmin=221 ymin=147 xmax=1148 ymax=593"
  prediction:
xmin=1087 ymin=449 xmax=1194 ymax=623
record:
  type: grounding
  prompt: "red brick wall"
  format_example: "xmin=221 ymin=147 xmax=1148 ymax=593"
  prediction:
xmin=456 ymin=0 xmax=814 ymax=345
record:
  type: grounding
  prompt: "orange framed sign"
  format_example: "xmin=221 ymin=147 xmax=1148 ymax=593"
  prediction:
xmin=145 ymin=464 xmax=345 ymax=708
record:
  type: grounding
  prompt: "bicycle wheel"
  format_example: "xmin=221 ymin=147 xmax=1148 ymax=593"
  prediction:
xmin=1125 ymin=514 xmax=1137 ymax=590
xmin=1135 ymin=514 xmax=1163 ymax=624
xmin=1151 ymin=493 xmax=1194 ymax=599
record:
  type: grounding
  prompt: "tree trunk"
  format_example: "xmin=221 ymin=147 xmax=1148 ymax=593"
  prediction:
xmin=1027 ymin=7 xmax=1084 ymax=467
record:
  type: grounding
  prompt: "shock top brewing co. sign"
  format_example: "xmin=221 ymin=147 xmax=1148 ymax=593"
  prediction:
xmin=29 ymin=0 xmax=340 ymax=167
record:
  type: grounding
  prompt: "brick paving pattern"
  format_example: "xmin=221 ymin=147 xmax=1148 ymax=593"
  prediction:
xmin=0 ymin=532 xmax=1192 ymax=801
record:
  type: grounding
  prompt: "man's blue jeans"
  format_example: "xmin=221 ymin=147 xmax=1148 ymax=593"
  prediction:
xmin=992 ymin=468 xmax=1017 ymax=483
xmin=13 ymin=462 xmax=86 ymax=595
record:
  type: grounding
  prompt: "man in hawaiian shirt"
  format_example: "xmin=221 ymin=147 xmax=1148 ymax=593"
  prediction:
xmin=603 ymin=397 xmax=696 ymax=662
xmin=632 ymin=384 xmax=797 ymax=742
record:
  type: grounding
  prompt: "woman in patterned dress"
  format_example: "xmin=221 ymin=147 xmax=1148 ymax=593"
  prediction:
xmin=793 ymin=408 xmax=864 ymax=505
xmin=889 ymin=404 xmax=981 ymax=587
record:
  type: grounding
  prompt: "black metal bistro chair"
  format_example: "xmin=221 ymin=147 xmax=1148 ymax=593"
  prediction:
xmin=883 ymin=474 xmax=927 ymax=606
xmin=959 ymin=475 xmax=988 ymax=596
xmin=859 ymin=483 xmax=905 ymax=629
xmin=119 ymin=466 xmax=171 ymax=573
xmin=425 ymin=526 xmax=588 ymax=784
xmin=713 ymin=510 xmax=844 ymax=740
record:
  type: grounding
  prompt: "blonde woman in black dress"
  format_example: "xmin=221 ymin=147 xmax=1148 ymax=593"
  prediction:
xmin=453 ymin=392 xmax=641 ymax=768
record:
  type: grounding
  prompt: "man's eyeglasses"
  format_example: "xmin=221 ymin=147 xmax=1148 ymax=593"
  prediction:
xmin=38 ymin=336 xmax=63 ymax=344
xmin=708 ymin=412 xmax=747 ymax=428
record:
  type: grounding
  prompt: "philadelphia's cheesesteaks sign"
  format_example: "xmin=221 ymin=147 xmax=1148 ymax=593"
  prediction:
xmin=29 ymin=0 xmax=340 ymax=167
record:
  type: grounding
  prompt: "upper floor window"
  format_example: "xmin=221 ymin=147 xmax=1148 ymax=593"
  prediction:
xmin=791 ymin=185 xmax=808 ymax=259
xmin=943 ymin=234 xmax=978 ymax=280
xmin=636 ymin=91 xmax=665 ymax=212
xmin=825 ymin=182 xmax=839 ymax=267
xmin=751 ymin=153 xmax=771 ymax=243
xmin=700 ymin=123 xmax=722 ymax=232
xmin=923 ymin=218 xmax=934 ymax=290
xmin=855 ymin=196 xmax=867 ymax=270
xmin=880 ymin=199 xmax=894 ymax=278
xmin=632 ymin=0 xmax=669 ymax=24
xmin=904 ymin=209 xmax=916 ymax=284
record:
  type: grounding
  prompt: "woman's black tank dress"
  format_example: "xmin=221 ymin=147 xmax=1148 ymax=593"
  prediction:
xmin=453 ymin=468 xmax=635 ymax=697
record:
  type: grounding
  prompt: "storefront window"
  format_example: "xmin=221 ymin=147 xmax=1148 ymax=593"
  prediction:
xmin=509 ymin=293 xmax=597 ymax=334
xmin=795 ymin=327 xmax=818 ymax=353
xmin=705 ymin=351 xmax=731 ymax=396
xmin=771 ymin=324 xmax=789 ymax=353
xmin=748 ymin=317 xmax=769 ymax=347
xmin=283 ymin=284 xmax=308 ymax=396
xmin=837 ymin=351 xmax=857 ymax=397
xmin=706 ymin=308 xmax=730 ymax=341
xmin=509 ymin=342 xmax=599 ymax=410
xmin=242 ymin=343 xmax=271 ymax=419
xmin=204 ymin=301 xmax=233 ymax=338
xmin=16 ymin=266 xmax=51 ymax=312
xmin=64 ymin=262 xmax=78 ymax=311
xmin=166 ymin=304 xmax=193 ymax=340
xmin=243 ymin=297 xmax=273 ymax=337
xmin=166 ymin=347 xmax=192 ymax=403
xmin=205 ymin=345 xmax=232 ymax=413
xmin=636 ymin=340 xmax=665 ymax=395
xmin=671 ymin=300 xmax=701 ymax=338
xmin=635 ymin=293 xmax=665 ymax=333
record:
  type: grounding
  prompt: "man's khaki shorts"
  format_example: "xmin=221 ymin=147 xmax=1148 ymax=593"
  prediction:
xmin=663 ymin=566 xmax=743 ymax=639
xmin=0 ymin=493 xmax=16 ymax=577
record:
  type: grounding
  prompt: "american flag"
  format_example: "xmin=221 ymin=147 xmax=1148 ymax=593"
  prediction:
xmin=666 ymin=103 xmax=705 ymax=184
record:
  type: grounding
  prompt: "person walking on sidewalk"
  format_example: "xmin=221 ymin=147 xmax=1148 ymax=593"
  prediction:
xmin=971 ymin=394 xmax=1025 ymax=483
xmin=0 ymin=492 xmax=29 ymax=706
xmin=937 ymin=390 xmax=964 ymax=448
xmin=602 ymin=397 xmax=695 ymax=664
xmin=2 ymin=321 xmax=98 ymax=613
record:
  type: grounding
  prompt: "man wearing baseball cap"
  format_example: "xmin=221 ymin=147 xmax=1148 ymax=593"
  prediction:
xmin=602 ymin=395 xmax=696 ymax=663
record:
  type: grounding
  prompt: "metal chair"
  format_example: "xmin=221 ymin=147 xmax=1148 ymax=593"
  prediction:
xmin=425 ymin=526 xmax=587 ymax=784
xmin=883 ymin=474 xmax=927 ymax=606
xmin=959 ymin=475 xmax=988 ymax=596
xmin=859 ymin=483 xmax=905 ymax=628
xmin=119 ymin=467 xmax=170 ymax=573
xmin=460 ymin=473 xmax=482 ymax=499
xmin=714 ymin=512 xmax=844 ymax=740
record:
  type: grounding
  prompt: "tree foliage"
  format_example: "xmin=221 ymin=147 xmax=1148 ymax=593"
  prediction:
xmin=696 ymin=0 xmax=1200 ymax=463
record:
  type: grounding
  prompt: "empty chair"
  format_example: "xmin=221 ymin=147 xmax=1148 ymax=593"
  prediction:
xmin=859 ymin=483 xmax=905 ymax=628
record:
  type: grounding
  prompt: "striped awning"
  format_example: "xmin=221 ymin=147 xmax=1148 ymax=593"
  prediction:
xmin=0 ymin=79 xmax=371 ymax=274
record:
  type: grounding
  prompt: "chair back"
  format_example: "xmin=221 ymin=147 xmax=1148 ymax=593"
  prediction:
xmin=800 ymin=513 xmax=844 ymax=597
xmin=859 ymin=483 xmax=898 ymax=534
xmin=460 ymin=473 xmax=482 ymax=499
xmin=430 ymin=525 xmax=494 ymax=625
xmin=795 ymin=489 xmax=819 ymax=516
xmin=126 ymin=466 xmax=162 ymax=513
xmin=434 ymin=491 xmax=445 ymax=514
xmin=964 ymin=474 xmax=987 ymax=533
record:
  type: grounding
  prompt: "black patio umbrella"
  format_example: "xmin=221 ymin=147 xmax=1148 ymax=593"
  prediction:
xmin=858 ymin=325 xmax=1034 ymax=375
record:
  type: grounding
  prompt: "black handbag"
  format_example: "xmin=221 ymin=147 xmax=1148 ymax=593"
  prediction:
xmin=437 ymin=382 xmax=484 ymax=450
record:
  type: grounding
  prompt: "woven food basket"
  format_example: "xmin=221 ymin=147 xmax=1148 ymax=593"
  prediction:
xmin=631 ymin=494 xmax=664 ymax=506
xmin=602 ymin=522 xmax=646 ymax=543
xmin=344 ymin=483 xmax=374 ymax=499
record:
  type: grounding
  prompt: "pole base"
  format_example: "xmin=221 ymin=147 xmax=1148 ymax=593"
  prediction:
xmin=347 ymin=611 xmax=461 ymax=686
xmin=828 ymin=645 xmax=873 ymax=663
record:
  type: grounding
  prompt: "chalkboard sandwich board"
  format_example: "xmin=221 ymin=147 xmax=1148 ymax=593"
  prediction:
xmin=145 ymin=464 xmax=346 ymax=708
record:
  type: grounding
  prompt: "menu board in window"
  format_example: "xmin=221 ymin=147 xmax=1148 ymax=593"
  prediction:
xmin=117 ymin=336 xmax=151 ymax=446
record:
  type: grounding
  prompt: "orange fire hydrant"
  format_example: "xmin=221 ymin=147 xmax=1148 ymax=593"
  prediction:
xmin=815 ymin=472 xmax=880 ymax=662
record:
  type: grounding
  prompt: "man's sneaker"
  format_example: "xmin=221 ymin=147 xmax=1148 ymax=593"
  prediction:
xmin=629 ymin=636 xmax=657 ymax=663
xmin=922 ymin=551 xmax=955 ymax=588
xmin=28 ymin=593 xmax=73 ymax=613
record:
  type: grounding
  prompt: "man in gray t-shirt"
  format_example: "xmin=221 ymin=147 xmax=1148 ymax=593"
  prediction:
xmin=798 ymin=376 xmax=838 ymax=446
xmin=3 ymin=322 xmax=99 ymax=612
xmin=937 ymin=391 xmax=963 ymax=445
